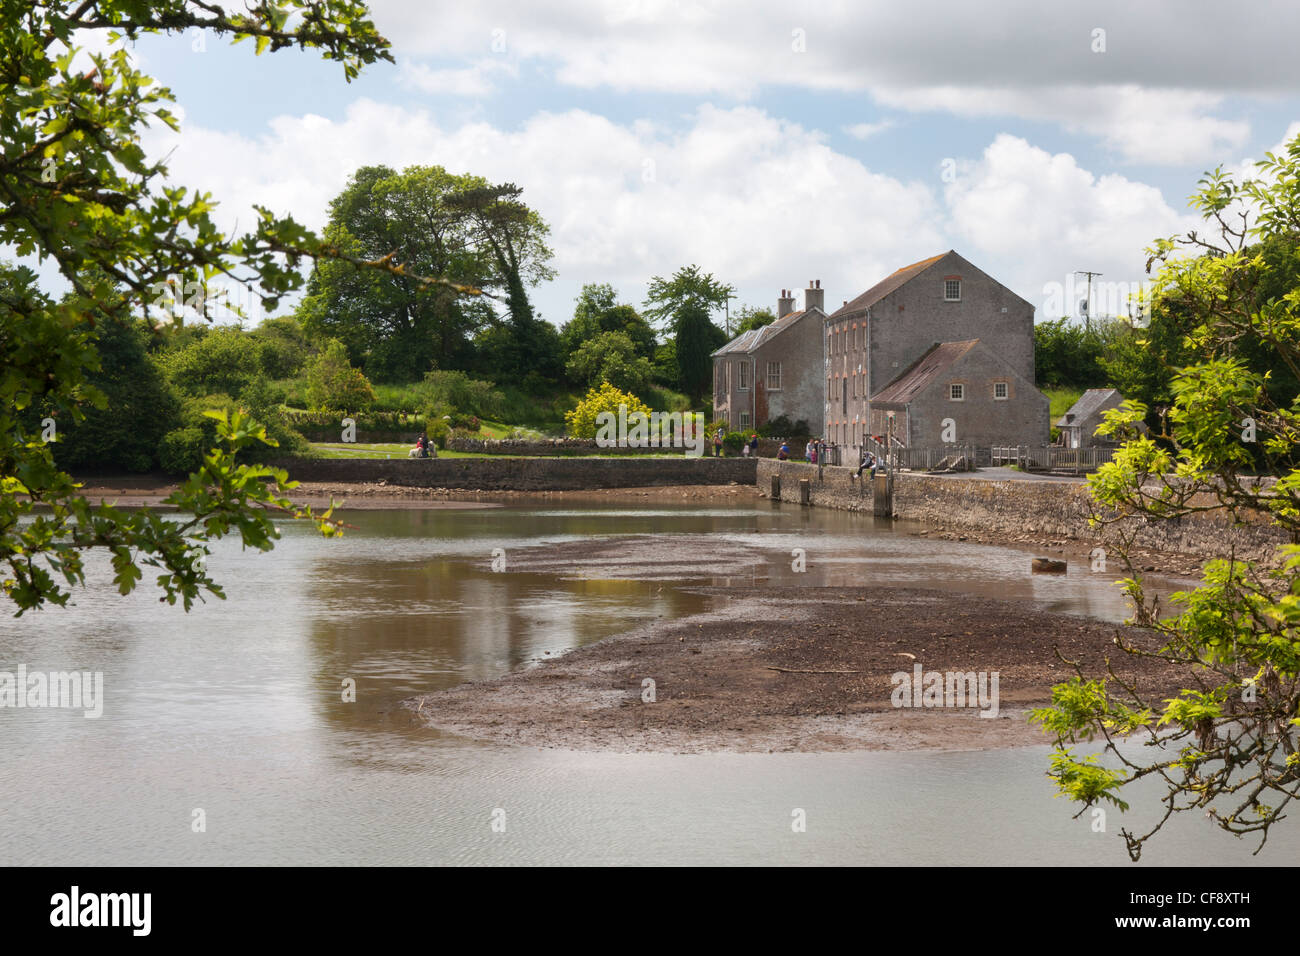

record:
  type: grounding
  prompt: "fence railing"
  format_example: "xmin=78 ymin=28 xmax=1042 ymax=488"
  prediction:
xmin=832 ymin=442 xmax=1117 ymax=474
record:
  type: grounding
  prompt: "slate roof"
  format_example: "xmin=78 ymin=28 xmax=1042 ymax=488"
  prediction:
xmin=712 ymin=307 xmax=821 ymax=356
xmin=830 ymin=252 xmax=949 ymax=319
xmin=1056 ymin=388 xmax=1122 ymax=427
xmin=870 ymin=339 xmax=981 ymax=405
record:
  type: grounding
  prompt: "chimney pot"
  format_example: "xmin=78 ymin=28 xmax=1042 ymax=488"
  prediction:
xmin=803 ymin=280 xmax=825 ymax=314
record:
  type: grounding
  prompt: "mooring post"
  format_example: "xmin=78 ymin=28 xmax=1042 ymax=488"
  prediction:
xmin=799 ymin=478 xmax=811 ymax=505
xmin=872 ymin=473 xmax=891 ymax=517
xmin=770 ymin=473 xmax=781 ymax=499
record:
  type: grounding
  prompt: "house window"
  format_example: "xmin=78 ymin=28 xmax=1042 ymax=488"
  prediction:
xmin=949 ymin=383 xmax=965 ymax=401
xmin=842 ymin=378 xmax=847 ymax=413
xmin=739 ymin=411 xmax=751 ymax=429
xmin=994 ymin=381 xmax=1008 ymax=400
xmin=737 ymin=361 xmax=749 ymax=390
xmin=724 ymin=363 xmax=731 ymax=392
xmin=766 ymin=361 xmax=782 ymax=390
xmin=944 ymin=279 xmax=961 ymax=301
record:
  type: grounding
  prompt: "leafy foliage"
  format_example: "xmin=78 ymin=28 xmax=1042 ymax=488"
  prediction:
xmin=1034 ymin=133 xmax=1300 ymax=860
xmin=563 ymin=382 xmax=652 ymax=439
xmin=304 ymin=339 xmax=375 ymax=412
xmin=0 ymin=1 xmax=448 ymax=614
xmin=565 ymin=330 xmax=654 ymax=393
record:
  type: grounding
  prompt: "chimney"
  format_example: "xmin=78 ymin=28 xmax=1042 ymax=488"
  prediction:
xmin=777 ymin=288 xmax=795 ymax=319
xmin=804 ymin=279 xmax=824 ymax=313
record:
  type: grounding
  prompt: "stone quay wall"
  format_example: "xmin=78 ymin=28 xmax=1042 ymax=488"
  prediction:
xmin=755 ymin=459 xmax=1288 ymax=564
xmin=273 ymin=456 xmax=758 ymax=491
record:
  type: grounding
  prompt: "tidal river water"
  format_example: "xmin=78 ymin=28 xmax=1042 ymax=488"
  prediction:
xmin=1 ymin=498 xmax=1294 ymax=865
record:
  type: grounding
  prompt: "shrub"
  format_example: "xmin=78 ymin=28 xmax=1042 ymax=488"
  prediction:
xmin=564 ymin=382 xmax=652 ymax=439
xmin=304 ymin=339 xmax=375 ymax=412
xmin=425 ymin=416 xmax=451 ymax=449
xmin=159 ymin=326 xmax=265 ymax=397
xmin=158 ymin=426 xmax=207 ymax=475
xmin=416 ymin=370 xmax=505 ymax=419
xmin=757 ymin=414 xmax=809 ymax=439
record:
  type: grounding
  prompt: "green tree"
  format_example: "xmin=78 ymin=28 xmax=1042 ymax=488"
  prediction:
xmin=159 ymin=326 xmax=268 ymax=397
xmin=447 ymin=182 xmax=559 ymax=379
xmin=561 ymin=284 xmax=657 ymax=363
xmin=734 ymin=305 xmax=776 ymax=335
xmin=39 ymin=295 xmax=179 ymax=474
xmin=304 ymin=339 xmax=375 ymax=412
xmin=1032 ymin=134 xmax=1300 ymax=860
xmin=0 ymin=1 xmax=463 ymax=614
xmin=565 ymin=331 xmax=654 ymax=393
xmin=250 ymin=315 xmax=312 ymax=379
xmin=1033 ymin=317 xmax=1109 ymax=389
xmin=643 ymin=266 xmax=731 ymax=402
xmin=297 ymin=166 xmax=553 ymax=382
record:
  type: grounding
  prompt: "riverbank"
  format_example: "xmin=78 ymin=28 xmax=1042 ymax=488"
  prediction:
xmin=402 ymin=534 xmax=1187 ymax=754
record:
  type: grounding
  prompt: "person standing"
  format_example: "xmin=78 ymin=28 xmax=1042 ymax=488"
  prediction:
xmin=714 ymin=428 xmax=724 ymax=458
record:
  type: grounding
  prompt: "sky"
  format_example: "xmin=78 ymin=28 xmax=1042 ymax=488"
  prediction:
xmin=51 ymin=1 xmax=1300 ymax=330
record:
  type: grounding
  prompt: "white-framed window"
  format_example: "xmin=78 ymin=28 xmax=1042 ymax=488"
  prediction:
xmin=737 ymin=360 xmax=749 ymax=390
xmin=949 ymin=383 xmax=965 ymax=401
xmin=944 ymin=279 xmax=961 ymax=301
xmin=766 ymin=361 xmax=782 ymax=390
xmin=994 ymin=381 xmax=1009 ymax=400
xmin=739 ymin=411 xmax=750 ymax=428
xmin=724 ymin=362 xmax=731 ymax=392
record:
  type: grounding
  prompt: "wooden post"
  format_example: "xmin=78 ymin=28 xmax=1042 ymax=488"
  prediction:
xmin=799 ymin=478 xmax=811 ymax=505
xmin=873 ymin=473 xmax=891 ymax=516
xmin=770 ymin=473 xmax=781 ymax=499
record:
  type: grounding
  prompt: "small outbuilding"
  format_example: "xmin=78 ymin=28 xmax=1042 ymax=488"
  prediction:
xmin=1056 ymin=388 xmax=1127 ymax=448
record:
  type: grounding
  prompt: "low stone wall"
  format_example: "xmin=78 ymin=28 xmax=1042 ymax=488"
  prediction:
xmin=445 ymin=437 xmax=698 ymax=456
xmin=756 ymin=459 xmax=1288 ymax=563
xmin=273 ymin=456 xmax=757 ymax=491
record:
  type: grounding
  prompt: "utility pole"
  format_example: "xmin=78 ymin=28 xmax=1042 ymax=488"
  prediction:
xmin=1074 ymin=270 xmax=1102 ymax=333
xmin=723 ymin=291 xmax=735 ymax=336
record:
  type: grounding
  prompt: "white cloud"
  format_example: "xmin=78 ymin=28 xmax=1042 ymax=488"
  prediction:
xmin=397 ymin=59 xmax=519 ymax=96
xmin=843 ymin=121 xmax=894 ymax=141
xmin=141 ymin=100 xmax=948 ymax=323
xmin=359 ymin=0 xmax=1296 ymax=165
xmin=876 ymin=84 xmax=1249 ymax=166
xmin=944 ymin=134 xmax=1200 ymax=316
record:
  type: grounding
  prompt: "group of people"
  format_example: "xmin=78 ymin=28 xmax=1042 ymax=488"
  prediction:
xmin=711 ymin=429 xmax=761 ymax=457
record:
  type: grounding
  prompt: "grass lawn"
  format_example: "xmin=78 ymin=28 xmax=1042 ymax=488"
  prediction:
xmin=310 ymin=442 xmax=492 ymax=459
xmin=1044 ymin=387 xmax=1084 ymax=420
xmin=307 ymin=442 xmax=695 ymax=460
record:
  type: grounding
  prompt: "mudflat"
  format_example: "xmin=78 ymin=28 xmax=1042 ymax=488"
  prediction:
xmin=404 ymin=535 xmax=1188 ymax=754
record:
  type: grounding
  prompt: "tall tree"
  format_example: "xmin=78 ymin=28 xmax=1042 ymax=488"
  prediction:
xmin=297 ymin=165 xmax=500 ymax=381
xmin=561 ymin=283 xmax=657 ymax=366
xmin=643 ymin=266 xmax=732 ymax=401
xmin=447 ymin=182 xmax=558 ymax=378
